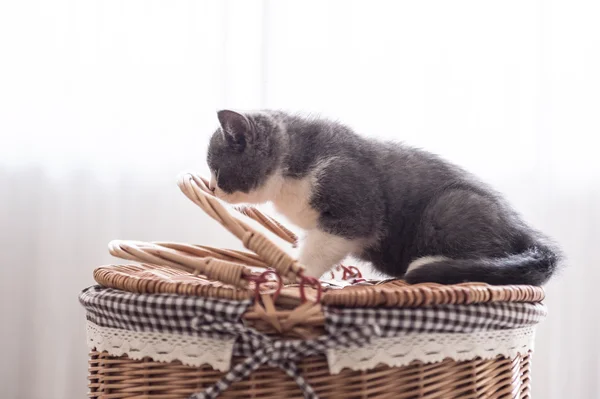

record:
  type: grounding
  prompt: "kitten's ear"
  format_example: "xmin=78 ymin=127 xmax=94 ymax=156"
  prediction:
xmin=217 ymin=110 xmax=253 ymax=151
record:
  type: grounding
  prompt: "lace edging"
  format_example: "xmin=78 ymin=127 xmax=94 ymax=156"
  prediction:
xmin=87 ymin=321 xmax=536 ymax=375
xmin=327 ymin=326 xmax=536 ymax=374
xmin=86 ymin=321 xmax=234 ymax=371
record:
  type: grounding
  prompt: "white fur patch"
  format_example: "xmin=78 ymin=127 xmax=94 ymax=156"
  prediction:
xmin=298 ymin=229 xmax=360 ymax=278
xmin=272 ymin=157 xmax=340 ymax=229
xmin=406 ymin=256 xmax=449 ymax=274
xmin=214 ymin=157 xmax=339 ymax=230
xmin=272 ymin=175 xmax=319 ymax=230
xmin=214 ymin=172 xmax=284 ymax=205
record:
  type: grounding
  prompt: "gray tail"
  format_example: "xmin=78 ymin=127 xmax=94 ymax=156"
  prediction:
xmin=404 ymin=246 xmax=559 ymax=286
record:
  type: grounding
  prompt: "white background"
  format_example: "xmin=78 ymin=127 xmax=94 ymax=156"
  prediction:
xmin=1 ymin=1 xmax=599 ymax=398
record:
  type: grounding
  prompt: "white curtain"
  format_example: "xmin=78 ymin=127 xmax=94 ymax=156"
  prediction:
xmin=1 ymin=1 xmax=599 ymax=398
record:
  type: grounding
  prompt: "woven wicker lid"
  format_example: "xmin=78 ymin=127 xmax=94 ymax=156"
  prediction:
xmin=94 ymin=263 xmax=545 ymax=308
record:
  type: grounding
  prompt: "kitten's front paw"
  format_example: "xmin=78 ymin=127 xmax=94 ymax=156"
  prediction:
xmin=298 ymin=253 xmax=333 ymax=279
xmin=297 ymin=229 xmax=356 ymax=279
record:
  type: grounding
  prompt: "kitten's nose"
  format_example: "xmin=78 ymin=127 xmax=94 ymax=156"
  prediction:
xmin=209 ymin=175 xmax=216 ymax=191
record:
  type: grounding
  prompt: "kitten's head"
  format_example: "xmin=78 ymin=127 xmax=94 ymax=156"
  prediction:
xmin=207 ymin=110 xmax=282 ymax=204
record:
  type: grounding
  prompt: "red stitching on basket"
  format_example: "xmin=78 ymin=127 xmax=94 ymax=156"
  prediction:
xmin=342 ymin=265 xmax=362 ymax=280
xmin=298 ymin=273 xmax=322 ymax=303
xmin=251 ymin=270 xmax=283 ymax=302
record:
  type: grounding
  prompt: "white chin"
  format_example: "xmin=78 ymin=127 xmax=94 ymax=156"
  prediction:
xmin=215 ymin=190 xmax=249 ymax=204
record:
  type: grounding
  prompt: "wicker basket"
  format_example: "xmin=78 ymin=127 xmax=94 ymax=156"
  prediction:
xmin=81 ymin=173 xmax=547 ymax=399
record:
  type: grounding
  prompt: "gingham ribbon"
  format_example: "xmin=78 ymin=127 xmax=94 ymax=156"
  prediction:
xmin=79 ymin=285 xmax=251 ymax=335
xmin=325 ymin=302 xmax=547 ymax=336
xmin=80 ymin=286 xmax=545 ymax=339
xmin=189 ymin=316 xmax=381 ymax=399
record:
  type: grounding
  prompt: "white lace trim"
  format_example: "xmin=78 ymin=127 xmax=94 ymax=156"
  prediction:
xmin=86 ymin=321 xmax=234 ymax=371
xmin=327 ymin=326 xmax=537 ymax=374
xmin=87 ymin=321 xmax=536 ymax=375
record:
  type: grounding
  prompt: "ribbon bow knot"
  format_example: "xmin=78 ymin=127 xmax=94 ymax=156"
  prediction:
xmin=189 ymin=316 xmax=380 ymax=399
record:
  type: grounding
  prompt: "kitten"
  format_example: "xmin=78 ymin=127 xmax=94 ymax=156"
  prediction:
xmin=206 ymin=109 xmax=560 ymax=285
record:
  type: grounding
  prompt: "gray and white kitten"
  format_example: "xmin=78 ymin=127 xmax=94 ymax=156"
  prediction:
xmin=207 ymin=110 xmax=560 ymax=285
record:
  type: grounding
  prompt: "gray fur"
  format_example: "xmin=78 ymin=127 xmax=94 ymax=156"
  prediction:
xmin=207 ymin=110 xmax=561 ymax=285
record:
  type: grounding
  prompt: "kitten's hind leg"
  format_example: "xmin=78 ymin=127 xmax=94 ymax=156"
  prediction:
xmin=298 ymin=229 xmax=358 ymax=279
xmin=404 ymin=189 xmax=535 ymax=284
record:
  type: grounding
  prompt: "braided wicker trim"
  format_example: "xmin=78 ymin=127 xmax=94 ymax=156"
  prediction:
xmin=94 ymin=264 xmax=252 ymax=301
xmin=95 ymin=263 xmax=545 ymax=309
xmin=321 ymin=279 xmax=545 ymax=307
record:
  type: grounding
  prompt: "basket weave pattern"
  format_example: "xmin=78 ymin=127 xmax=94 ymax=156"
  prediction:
xmin=89 ymin=351 xmax=532 ymax=399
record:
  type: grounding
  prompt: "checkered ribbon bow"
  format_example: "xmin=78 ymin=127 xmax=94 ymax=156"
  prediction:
xmin=189 ymin=314 xmax=381 ymax=399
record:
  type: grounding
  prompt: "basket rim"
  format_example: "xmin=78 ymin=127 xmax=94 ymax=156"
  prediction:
xmin=93 ymin=263 xmax=545 ymax=308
